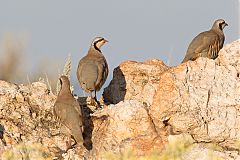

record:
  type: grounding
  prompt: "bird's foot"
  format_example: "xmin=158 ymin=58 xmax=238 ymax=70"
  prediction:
xmin=86 ymin=97 xmax=102 ymax=111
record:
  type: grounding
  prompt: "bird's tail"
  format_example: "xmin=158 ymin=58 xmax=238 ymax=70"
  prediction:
xmin=72 ymin=127 xmax=84 ymax=144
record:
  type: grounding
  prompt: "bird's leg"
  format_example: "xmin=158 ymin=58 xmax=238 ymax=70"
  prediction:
xmin=89 ymin=92 xmax=93 ymax=100
xmin=93 ymin=90 xmax=101 ymax=108
xmin=88 ymin=91 xmax=101 ymax=108
xmin=89 ymin=92 xmax=96 ymax=106
xmin=89 ymin=92 xmax=93 ymax=102
xmin=93 ymin=90 xmax=97 ymax=102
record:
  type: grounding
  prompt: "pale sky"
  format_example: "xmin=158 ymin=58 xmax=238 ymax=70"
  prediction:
xmin=0 ymin=0 xmax=239 ymax=96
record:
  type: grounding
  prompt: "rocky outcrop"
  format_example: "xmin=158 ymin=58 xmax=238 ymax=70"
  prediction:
xmin=103 ymin=59 xmax=168 ymax=105
xmin=0 ymin=39 xmax=239 ymax=159
xmin=88 ymin=100 xmax=163 ymax=159
xmin=150 ymin=39 xmax=240 ymax=151
xmin=0 ymin=81 xmax=70 ymax=159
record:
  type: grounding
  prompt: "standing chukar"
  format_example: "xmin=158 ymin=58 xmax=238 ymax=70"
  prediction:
xmin=182 ymin=19 xmax=228 ymax=63
xmin=53 ymin=76 xmax=84 ymax=149
xmin=77 ymin=37 xmax=108 ymax=103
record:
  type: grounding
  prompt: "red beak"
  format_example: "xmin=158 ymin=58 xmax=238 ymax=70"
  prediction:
xmin=104 ymin=39 xmax=108 ymax=43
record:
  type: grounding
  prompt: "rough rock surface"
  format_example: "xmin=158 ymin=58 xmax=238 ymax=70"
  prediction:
xmin=88 ymin=100 xmax=163 ymax=159
xmin=103 ymin=59 xmax=168 ymax=105
xmin=0 ymin=39 xmax=239 ymax=159
xmin=0 ymin=80 xmax=75 ymax=159
xmin=150 ymin=39 xmax=240 ymax=151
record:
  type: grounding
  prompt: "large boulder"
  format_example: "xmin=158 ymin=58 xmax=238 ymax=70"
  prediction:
xmin=87 ymin=100 xmax=164 ymax=159
xmin=150 ymin=39 xmax=240 ymax=150
xmin=0 ymin=39 xmax=239 ymax=159
xmin=103 ymin=59 xmax=168 ymax=106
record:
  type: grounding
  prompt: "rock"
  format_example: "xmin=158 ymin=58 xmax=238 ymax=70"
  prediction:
xmin=0 ymin=40 xmax=240 ymax=159
xmin=1 ymin=142 xmax=53 ymax=160
xmin=160 ymin=133 xmax=240 ymax=160
xmin=182 ymin=143 xmax=240 ymax=160
xmin=217 ymin=39 xmax=240 ymax=72
xmin=88 ymin=100 xmax=164 ymax=159
xmin=103 ymin=59 xmax=168 ymax=106
xmin=0 ymin=80 xmax=67 ymax=159
xmin=150 ymin=39 xmax=240 ymax=150
xmin=15 ymin=93 xmax=24 ymax=103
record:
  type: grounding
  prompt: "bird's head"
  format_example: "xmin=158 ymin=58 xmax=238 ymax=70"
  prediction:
xmin=212 ymin=19 xmax=228 ymax=31
xmin=59 ymin=75 xmax=70 ymax=89
xmin=91 ymin=37 xmax=108 ymax=50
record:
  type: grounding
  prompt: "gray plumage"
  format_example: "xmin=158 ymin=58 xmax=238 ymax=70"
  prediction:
xmin=77 ymin=37 xmax=109 ymax=99
xmin=53 ymin=76 xmax=83 ymax=145
xmin=182 ymin=19 xmax=228 ymax=63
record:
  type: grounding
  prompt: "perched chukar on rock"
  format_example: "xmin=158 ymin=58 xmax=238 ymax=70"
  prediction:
xmin=53 ymin=76 xmax=83 ymax=149
xmin=182 ymin=19 xmax=228 ymax=63
xmin=77 ymin=37 xmax=108 ymax=103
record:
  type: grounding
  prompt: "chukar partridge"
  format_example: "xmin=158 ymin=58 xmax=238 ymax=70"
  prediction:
xmin=182 ymin=19 xmax=228 ymax=63
xmin=53 ymin=76 xmax=84 ymax=148
xmin=77 ymin=37 xmax=108 ymax=101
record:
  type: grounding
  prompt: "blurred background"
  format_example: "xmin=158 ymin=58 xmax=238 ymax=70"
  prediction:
xmin=0 ymin=0 xmax=239 ymax=96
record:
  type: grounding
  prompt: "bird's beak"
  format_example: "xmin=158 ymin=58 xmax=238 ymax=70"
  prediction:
xmin=104 ymin=39 xmax=108 ymax=43
xmin=225 ymin=23 xmax=228 ymax=27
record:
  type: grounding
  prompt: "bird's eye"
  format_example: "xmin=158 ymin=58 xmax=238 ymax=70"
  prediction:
xmin=218 ymin=22 xmax=224 ymax=30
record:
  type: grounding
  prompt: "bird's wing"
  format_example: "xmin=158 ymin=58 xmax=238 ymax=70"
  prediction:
xmin=206 ymin=35 xmax=222 ymax=59
xmin=77 ymin=56 xmax=99 ymax=91
xmin=76 ymin=57 xmax=87 ymax=82
xmin=53 ymin=102 xmax=68 ymax=122
xmin=55 ymin=101 xmax=81 ymax=126
xmin=183 ymin=31 xmax=219 ymax=62
xmin=72 ymin=98 xmax=82 ymax=117
xmin=95 ymin=57 xmax=108 ymax=90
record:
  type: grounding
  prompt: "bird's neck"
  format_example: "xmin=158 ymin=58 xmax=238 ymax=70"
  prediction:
xmin=58 ymin=86 xmax=72 ymax=97
xmin=93 ymin=44 xmax=102 ymax=53
xmin=88 ymin=47 xmax=102 ymax=55
xmin=211 ymin=27 xmax=223 ymax=35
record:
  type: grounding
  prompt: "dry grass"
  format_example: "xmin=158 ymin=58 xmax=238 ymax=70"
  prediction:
xmin=104 ymin=136 xmax=192 ymax=160
xmin=1 ymin=143 xmax=52 ymax=160
xmin=0 ymin=32 xmax=69 ymax=93
xmin=0 ymin=33 xmax=26 ymax=82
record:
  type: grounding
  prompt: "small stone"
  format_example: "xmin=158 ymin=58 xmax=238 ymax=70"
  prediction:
xmin=16 ymin=93 xmax=24 ymax=103
xmin=32 ymin=112 xmax=37 ymax=119
xmin=21 ymin=135 xmax=26 ymax=141
xmin=12 ymin=112 xmax=22 ymax=119
xmin=4 ymin=134 xmax=15 ymax=145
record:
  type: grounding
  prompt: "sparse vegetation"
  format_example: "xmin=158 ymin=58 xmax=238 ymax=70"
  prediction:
xmin=0 ymin=32 xmax=71 ymax=94
xmin=104 ymin=138 xmax=229 ymax=160
xmin=0 ymin=33 xmax=26 ymax=82
xmin=1 ymin=143 xmax=52 ymax=160
xmin=104 ymin=136 xmax=193 ymax=160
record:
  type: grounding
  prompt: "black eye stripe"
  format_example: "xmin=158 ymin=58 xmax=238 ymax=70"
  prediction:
xmin=59 ymin=79 xmax=63 ymax=85
xmin=218 ymin=22 xmax=225 ymax=30
xmin=94 ymin=38 xmax=104 ymax=44
xmin=93 ymin=38 xmax=104 ymax=53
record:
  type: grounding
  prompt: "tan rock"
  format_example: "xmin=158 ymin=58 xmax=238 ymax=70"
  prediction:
xmin=217 ymin=39 xmax=240 ymax=72
xmin=150 ymin=39 xmax=240 ymax=150
xmin=88 ymin=100 xmax=165 ymax=159
xmin=15 ymin=92 xmax=24 ymax=103
xmin=103 ymin=59 xmax=169 ymax=105
xmin=0 ymin=40 xmax=239 ymax=159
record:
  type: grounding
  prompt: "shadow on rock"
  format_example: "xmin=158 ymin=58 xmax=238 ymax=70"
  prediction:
xmin=78 ymin=97 xmax=94 ymax=150
xmin=0 ymin=124 xmax=5 ymax=145
xmin=103 ymin=67 xmax=126 ymax=104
